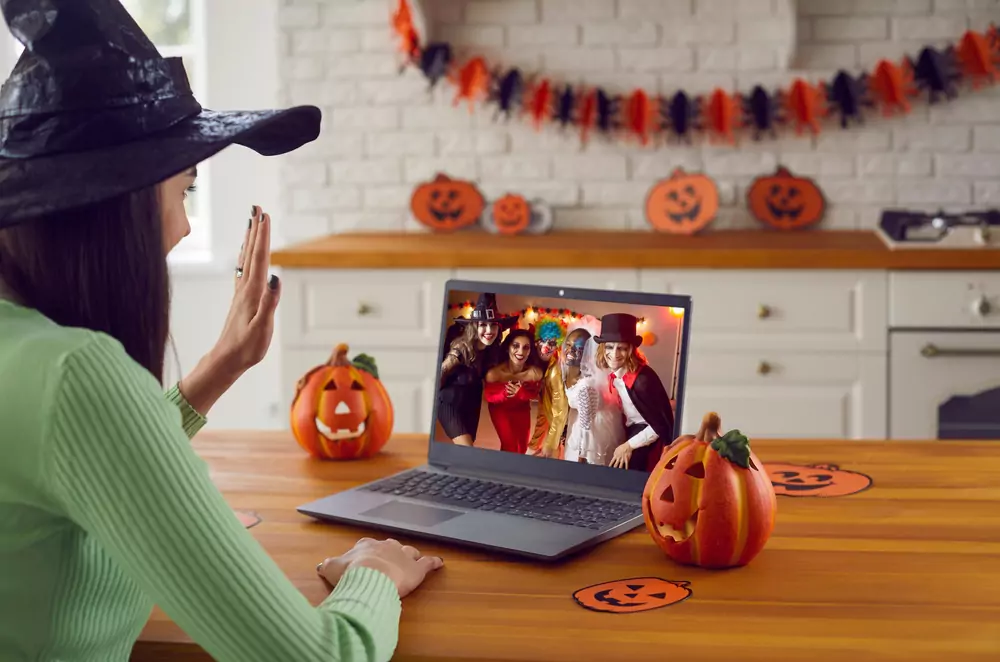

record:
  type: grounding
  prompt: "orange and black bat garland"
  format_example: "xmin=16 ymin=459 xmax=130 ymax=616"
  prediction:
xmin=391 ymin=0 xmax=1000 ymax=148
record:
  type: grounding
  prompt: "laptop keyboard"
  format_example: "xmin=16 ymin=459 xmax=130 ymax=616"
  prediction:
xmin=362 ymin=470 xmax=642 ymax=530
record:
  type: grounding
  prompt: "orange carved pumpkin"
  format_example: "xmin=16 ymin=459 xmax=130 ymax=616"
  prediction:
xmin=643 ymin=412 xmax=776 ymax=569
xmin=410 ymin=173 xmax=485 ymax=232
xmin=747 ymin=166 xmax=826 ymax=231
xmin=490 ymin=193 xmax=532 ymax=234
xmin=645 ymin=168 xmax=719 ymax=235
xmin=572 ymin=577 xmax=692 ymax=613
xmin=290 ymin=344 xmax=394 ymax=460
xmin=766 ymin=463 xmax=873 ymax=497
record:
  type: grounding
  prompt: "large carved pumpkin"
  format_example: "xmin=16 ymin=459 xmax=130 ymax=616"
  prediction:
xmin=645 ymin=168 xmax=720 ymax=235
xmin=290 ymin=344 xmax=394 ymax=460
xmin=747 ymin=166 xmax=826 ymax=231
xmin=410 ymin=173 xmax=485 ymax=232
xmin=642 ymin=412 xmax=777 ymax=569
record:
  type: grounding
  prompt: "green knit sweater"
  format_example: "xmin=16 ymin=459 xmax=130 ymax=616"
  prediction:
xmin=0 ymin=298 xmax=401 ymax=661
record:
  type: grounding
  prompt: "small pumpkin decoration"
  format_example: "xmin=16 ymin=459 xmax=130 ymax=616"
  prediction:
xmin=766 ymin=463 xmax=873 ymax=497
xmin=290 ymin=344 xmax=394 ymax=461
xmin=642 ymin=412 xmax=776 ymax=569
xmin=410 ymin=173 xmax=485 ymax=232
xmin=747 ymin=166 xmax=826 ymax=231
xmin=489 ymin=193 xmax=531 ymax=234
xmin=481 ymin=195 xmax=553 ymax=234
xmin=644 ymin=168 xmax=719 ymax=235
xmin=572 ymin=577 xmax=692 ymax=613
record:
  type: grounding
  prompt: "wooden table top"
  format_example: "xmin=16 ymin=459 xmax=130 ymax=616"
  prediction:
xmin=269 ymin=230 xmax=1000 ymax=270
xmin=133 ymin=432 xmax=1000 ymax=662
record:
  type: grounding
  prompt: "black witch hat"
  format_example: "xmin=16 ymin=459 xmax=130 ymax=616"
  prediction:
xmin=455 ymin=293 xmax=517 ymax=329
xmin=0 ymin=0 xmax=322 ymax=227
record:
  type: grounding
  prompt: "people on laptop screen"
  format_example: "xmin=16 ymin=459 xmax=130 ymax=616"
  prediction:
xmin=437 ymin=298 xmax=677 ymax=473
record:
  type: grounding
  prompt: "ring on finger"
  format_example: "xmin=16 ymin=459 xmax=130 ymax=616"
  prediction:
xmin=235 ymin=266 xmax=244 ymax=279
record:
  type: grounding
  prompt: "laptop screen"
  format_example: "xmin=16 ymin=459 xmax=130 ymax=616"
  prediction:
xmin=433 ymin=284 xmax=688 ymax=476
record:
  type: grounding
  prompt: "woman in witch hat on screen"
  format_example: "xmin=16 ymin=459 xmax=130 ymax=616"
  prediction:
xmin=0 ymin=2 xmax=441 ymax=660
xmin=594 ymin=313 xmax=676 ymax=473
xmin=437 ymin=293 xmax=516 ymax=446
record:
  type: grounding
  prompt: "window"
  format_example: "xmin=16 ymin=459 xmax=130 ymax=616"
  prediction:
xmin=6 ymin=0 xmax=212 ymax=264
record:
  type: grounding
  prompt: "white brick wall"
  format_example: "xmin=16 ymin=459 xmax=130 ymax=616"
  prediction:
xmin=278 ymin=0 xmax=1000 ymax=237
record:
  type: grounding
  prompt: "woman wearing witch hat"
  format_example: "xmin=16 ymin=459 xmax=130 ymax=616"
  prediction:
xmin=0 ymin=2 xmax=439 ymax=661
xmin=438 ymin=293 xmax=515 ymax=446
xmin=595 ymin=314 xmax=676 ymax=473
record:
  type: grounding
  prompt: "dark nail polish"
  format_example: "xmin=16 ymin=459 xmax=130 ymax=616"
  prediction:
xmin=251 ymin=205 xmax=257 ymax=217
xmin=268 ymin=274 xmax=279 ymax=291
xmin=247 ymin=218 xmax=252 ymax=229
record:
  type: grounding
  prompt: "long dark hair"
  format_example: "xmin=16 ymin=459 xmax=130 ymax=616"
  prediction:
xmin=501 ymin=328 xmax=537 ymax=367
xmin=0 ymin=186 xmax=170 ymax=382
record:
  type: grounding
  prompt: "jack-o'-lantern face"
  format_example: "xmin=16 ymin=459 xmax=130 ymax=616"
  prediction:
xmin=645 ymin=168 xmax=719 ymax=235
xmin=316 ymin=363 xmax=370 ymax=443
xmin=491 ymin=193 xmax=531 ymax=234
xmin=747 ymin=166 xmax=826 ymax=231
xmin=573 ymin=577 xmax=692 ymax=613
xmin=766 ymin=463 xmax=873 ymax=497
xmin=410 ymin=173 xmax=486 ymax=232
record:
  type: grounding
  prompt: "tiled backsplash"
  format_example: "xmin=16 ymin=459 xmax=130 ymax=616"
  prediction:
xmin=278 ymin=0 xmax=1000 ymax=238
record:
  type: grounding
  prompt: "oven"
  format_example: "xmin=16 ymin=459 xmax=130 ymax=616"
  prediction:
xmin=889 ymin=272 xmax=1000 ymax=439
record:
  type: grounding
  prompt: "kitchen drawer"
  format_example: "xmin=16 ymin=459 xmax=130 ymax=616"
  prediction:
xmin=889 ymin=330 xmax=1000 ymax=439
xmin=640 ymin=270 xmax=887 ymax=352
xmin=282 ymin=347 xmax=438 ymax=435
xmin=889 ymin=271 xmax=1000 ymax=329
xmin=679 ymin=351 xmax=886 ymax=439
xmin=453 ymin=269 xmax=639 ymax=292
xmin=279 ymin=269 xmax=450 ymax=348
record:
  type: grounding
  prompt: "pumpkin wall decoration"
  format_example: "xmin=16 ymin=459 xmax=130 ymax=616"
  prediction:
xmin=644 ymin=168 xmax=720 ymax=235
xmin=766 ymin=463 xmax=873 ymax=497
xmin=481 ymin=194 xmax=554 ymax=235
xmin=410 ymin=173 xmax=486 ymax=232
xmin=290 ymin=344 xmax=394 ymax=461
xmin=747 ymin=165 xmax=827 ymax=231
xmin=572 ymin=577 xmax=692 ymax=614
xmin=642 ymin=412 xmax=777 ymax=569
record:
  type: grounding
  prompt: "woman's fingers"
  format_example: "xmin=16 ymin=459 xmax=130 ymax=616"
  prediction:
xmin=247 ymin=211 xmax=271 ymax=286
xmin=243 ymin=206 xmax=263 ymax=282
xmin=401 ymin=545 xmax=420 ymax=560
xmin=235 ymin=218 xmax=252 ymax=287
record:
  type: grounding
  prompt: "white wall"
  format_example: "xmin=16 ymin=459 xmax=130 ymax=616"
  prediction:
xmin=277 ymin=0 xmax=1000 ymax=233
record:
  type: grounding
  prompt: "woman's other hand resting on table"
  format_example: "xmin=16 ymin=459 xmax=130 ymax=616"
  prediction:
xmin=319 ymin=538 xmax=444 ymax=599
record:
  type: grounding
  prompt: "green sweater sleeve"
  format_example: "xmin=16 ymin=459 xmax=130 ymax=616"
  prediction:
xmin=163 ymin=383 xmax=207 ymax=439
xmin=46 ymin=334 xmax=401 ymax=662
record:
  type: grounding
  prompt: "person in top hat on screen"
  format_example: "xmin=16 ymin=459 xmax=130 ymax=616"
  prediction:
xmin=594 ymin=314 xmax=675 ymax=473
xmin=437 ymin=292 xmax=516 ymax=447
xmin=0 ymin=2 xmax=440 ymax=661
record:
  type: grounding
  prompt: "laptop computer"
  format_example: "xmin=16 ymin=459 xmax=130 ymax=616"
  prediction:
xmin=297 ymin=279 xmax=692 ymax=561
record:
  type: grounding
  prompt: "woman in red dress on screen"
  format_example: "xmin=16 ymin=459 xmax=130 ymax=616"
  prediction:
xmin=484 ymin=328 xmax=544 ymax=454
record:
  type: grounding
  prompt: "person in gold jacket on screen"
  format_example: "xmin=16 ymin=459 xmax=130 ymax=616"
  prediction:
xmin=527 ymin=316 xmax=568 ymax=457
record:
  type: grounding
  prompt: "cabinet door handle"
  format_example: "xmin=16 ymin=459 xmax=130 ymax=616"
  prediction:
xmin=757 ymin=361 xmax=772 ymax=375
xmin=757 ymin=304 xmax=772 ymax=319
xmin=357 ymin=302 xmax=374 ymax=317
xmin=921 ymin=343 xmax=1000 ymax=358
xmin=971 ymin=296 xmax=992 ymax=317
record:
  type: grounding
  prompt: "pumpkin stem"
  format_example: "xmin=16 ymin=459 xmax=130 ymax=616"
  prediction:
xmin=330 ymin=343 xmax=351 ymax=367
xmin=774 ymin=166 xmax=792 ymax=177
xmin=695 ymin=412 xmax=721 ymax=442
xmin=710 ymin=429 xmax=753 ymax=469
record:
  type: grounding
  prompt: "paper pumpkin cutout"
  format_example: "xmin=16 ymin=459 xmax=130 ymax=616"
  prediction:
xmin=766 ymin=463 xmax=873 ymax=497
xmin=573 ymin=577 xmax=692 ymax=614
xmin=643 ymin=412 xmax=776 ymax=569
xmin=410 ymin=173 xmax=486 ymax=232
xmin=235 ymin=510 xmax=261 ymax=529
xmin=645 ymin=168 xmax=719 ymax=235
xmin=481 ymin=195 xmax=553 ymax=235
xmin=747 ymin=166 xmax=826 ymax=231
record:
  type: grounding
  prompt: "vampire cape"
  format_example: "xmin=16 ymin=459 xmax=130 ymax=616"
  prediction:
xmin=619 ymin=364 xmax=675 ymax=472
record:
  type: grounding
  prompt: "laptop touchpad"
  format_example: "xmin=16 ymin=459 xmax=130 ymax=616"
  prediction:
xmin=361 ymin=500 xmax=464 ymax=527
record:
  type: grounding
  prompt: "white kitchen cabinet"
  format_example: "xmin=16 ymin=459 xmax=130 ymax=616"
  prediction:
xmin=639 ymin=270 xmax=888 ymax=352
xmin=681 ymin=351 xmax=887 ymax=439
xmin=890 ymin=271 xmax=1000 ymax=329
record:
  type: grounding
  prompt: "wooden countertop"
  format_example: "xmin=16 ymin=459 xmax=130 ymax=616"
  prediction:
xmin=133 ymin=432 xmax=1000 ymax=662
xmin=270 ymin=230 xmax=1000 ymax=270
